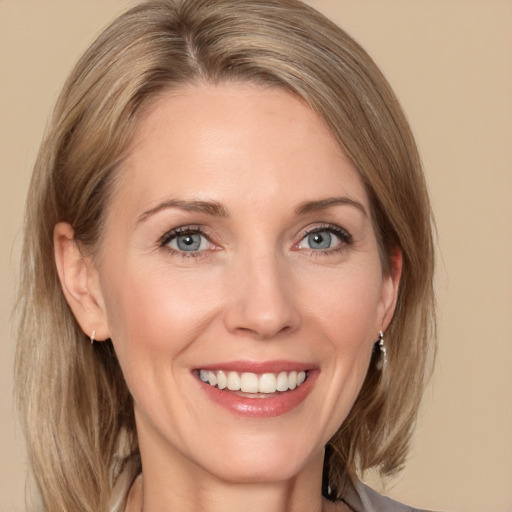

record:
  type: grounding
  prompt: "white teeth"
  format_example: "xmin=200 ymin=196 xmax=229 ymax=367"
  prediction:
xmin=207 ymin=371 xmax=217 ymax=387
xmin=288 ymin=371 xmax=297 ymax=390
xmin=240 ymin=373 xmax=259 ymax=393
xmin=199 ymin=369 xmax=308 ymax=393
xmin=258 ymin=373 xmax=277 ymax=393
xmin=217 ymin=370 xmax=227 ymax=390
xmin=276 ymin=371 xmax=289 ymax=392
xmin=227 ymin=371 xmax=241 ymax=391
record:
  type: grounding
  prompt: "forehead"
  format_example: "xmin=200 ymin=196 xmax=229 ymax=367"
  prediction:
xmin=109 ymin=82 xmax=369 ymax=218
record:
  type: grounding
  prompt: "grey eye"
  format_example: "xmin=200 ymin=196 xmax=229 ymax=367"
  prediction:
xmin=302 ymin=230 xmax=339 ymax=250
xmin=307 ymin=231 xmax=332 ymax=249
xmin=169 ymin=233 xmax=206 ymax=252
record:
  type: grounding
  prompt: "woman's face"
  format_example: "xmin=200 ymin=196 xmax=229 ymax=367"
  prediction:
xmin=90 ymin=83 xmax=399 ymax=484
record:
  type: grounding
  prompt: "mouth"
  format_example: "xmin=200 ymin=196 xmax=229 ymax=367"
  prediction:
xmin=193 ymin=363 xmax=316 ymax=418
xmin=196 ymin=369 xmax=308 ymax=396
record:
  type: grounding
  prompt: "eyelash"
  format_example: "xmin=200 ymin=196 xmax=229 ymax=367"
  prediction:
xmin=158 ymin=223 xmax=353 ymax=259
xmin=295 ymin=224 xmax=353 ymax=255
xmin=159 ymin=226 xmax=213 ymax=259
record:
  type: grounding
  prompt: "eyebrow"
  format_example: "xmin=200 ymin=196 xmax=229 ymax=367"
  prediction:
xmin=138 ymin=195 xmax=366 ymax=223
xmin=138 ymin=198 xmax=229 ymax=223
xmin=294 ymin=197 xmax=368 ymax=216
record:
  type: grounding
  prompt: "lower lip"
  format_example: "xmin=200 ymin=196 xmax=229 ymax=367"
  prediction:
xmin=197 ymin=372 xmax=317 ymax=418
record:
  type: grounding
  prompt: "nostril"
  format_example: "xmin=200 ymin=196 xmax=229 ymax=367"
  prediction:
xmin=231 ymin=321 xmax=296 ymax=341
xmin=223 ymin=265 xmax=301 ymax=338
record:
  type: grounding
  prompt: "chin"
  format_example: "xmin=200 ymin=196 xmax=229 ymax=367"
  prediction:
xmin=190 ymin=430 xmax=323 ymax=485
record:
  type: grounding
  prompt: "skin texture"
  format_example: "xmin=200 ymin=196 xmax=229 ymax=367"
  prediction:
xmin=54 ymin=83 xmax=401 ymax=512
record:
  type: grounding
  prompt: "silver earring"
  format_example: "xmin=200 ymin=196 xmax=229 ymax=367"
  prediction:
xmin=90 ymin=330 xmax=96 ymax=345
xmin=375 ymin=330 xmax=387 ymax=370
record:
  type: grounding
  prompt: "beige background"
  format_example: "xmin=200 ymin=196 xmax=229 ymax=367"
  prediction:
xmin=1 ymin=1 xmax=511 ymax=511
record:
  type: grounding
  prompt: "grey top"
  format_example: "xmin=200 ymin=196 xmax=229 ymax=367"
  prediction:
xmin=343 ymin=478 xmax=434 ymax=512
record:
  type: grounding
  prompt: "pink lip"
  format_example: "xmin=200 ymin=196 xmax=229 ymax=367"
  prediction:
xmin=194 ymin=361 xmax=318 ymax=418
xmin=196 ymin=360 xmax=314 ymax=374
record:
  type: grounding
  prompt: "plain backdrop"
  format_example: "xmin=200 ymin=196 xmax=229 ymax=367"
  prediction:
xmin=1 ymin=1 xmax=511 ymax=511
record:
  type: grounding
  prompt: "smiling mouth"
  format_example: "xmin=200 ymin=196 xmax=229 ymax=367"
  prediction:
xmin=196 ymin=370 xmax=308 ymax=395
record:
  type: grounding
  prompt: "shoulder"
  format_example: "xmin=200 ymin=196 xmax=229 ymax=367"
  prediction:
xmin=341 ymin=478 xmax=436 ymax=512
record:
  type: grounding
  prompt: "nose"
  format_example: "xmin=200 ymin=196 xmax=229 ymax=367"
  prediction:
xmin=223 ymin=250 xmax=301 ymax=340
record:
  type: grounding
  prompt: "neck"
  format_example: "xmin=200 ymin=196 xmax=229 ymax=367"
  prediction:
xmin=127 ymin=473 xmax=333 ymax=512
xmin=134 ymin=456 xmax=330 ymax=512
xmin=129 ymin=405 xmax=347 ymax=512
xmin=130 ymin=428 xmax=332 ymax=512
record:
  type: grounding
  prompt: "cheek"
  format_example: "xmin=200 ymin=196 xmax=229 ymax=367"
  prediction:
xmin=100 ymin=261 xmax=223 ymax=377
xmin=303 ymin=260 xmax=384 ymax=342
xmin=300 ymin=261 xmax=384 ymax=426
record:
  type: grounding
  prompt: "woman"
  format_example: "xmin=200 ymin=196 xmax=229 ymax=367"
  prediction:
xmin=15 ymin=0 xmax=436 ymax=511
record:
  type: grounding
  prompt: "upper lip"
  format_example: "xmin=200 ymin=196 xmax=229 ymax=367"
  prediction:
xmin=194 ymin=360 xmax=316 ymax=373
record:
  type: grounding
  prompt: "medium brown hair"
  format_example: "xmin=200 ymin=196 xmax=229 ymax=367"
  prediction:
xmin=15 ymin=1 xmax=435 ymax=510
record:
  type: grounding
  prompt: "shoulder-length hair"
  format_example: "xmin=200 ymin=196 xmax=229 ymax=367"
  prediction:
xmin=15 ymin=0 xmax=435 ymax=510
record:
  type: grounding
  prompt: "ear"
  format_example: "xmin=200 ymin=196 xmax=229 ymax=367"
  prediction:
xmin=54 ymin=222 xmax=110 ymax=341
xmin=378 ymin=246 xmax=403 ymax=331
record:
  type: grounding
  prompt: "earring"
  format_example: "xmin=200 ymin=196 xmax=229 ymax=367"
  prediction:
xmin=374 ymin=330 xmax=387 ymax=370
xmin=90 ymin=330 xmax=96 ymax=345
